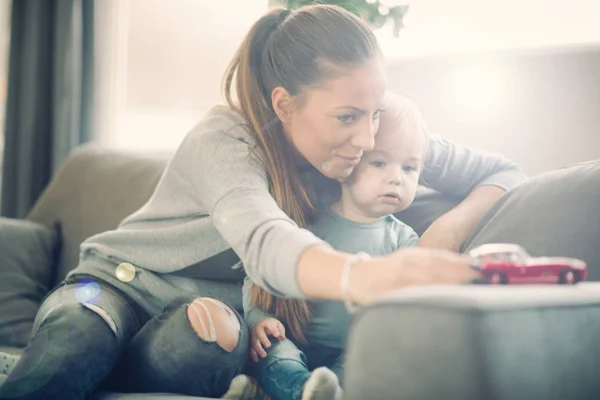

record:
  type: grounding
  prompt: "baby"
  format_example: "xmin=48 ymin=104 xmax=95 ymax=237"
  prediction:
xmin=240 ymin=94 xmax=428 ymax=400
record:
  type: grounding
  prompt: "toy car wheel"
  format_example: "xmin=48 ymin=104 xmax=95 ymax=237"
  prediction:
xmin=558 ymin=269 xmax=577 ymax=285
xmin=487 ymin=272 xmax=507 ymax=285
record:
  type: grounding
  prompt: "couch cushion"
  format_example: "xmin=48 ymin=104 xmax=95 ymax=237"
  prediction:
xmin=462 ymin=160 xmax=600 ymax=280
xmin=27 ymin=144 xmax=170 ymax=286
xmin=344 ymin=283 xmax=600 ymax=400
xmin=0 ymin=219 xmax=56 ymax=347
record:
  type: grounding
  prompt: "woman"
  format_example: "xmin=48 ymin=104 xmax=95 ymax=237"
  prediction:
xmin=0 ymin=5 xmax=525 ymax=400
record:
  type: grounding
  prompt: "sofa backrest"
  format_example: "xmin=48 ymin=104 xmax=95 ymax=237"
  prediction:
xmin=27 ymin=144 xmax=170 ymax=286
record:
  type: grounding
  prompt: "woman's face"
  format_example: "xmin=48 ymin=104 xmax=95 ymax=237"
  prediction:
xmin=279 ymin=63 xmax=386 ymax=180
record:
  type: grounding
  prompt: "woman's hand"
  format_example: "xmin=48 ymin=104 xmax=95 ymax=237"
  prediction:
xmin=418 ymin=214 xmax=466 ymax=252
xmin=249 ymin=317 xmax=286 ymax=363
xmin=348 ymin=247 xmax=480 ymax=305
xmin=419 ymin=185 xmax=508 ymax=252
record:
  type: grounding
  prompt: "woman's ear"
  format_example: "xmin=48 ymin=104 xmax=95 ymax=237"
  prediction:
xmin=272 ymin=86 xmax=294 ymax=122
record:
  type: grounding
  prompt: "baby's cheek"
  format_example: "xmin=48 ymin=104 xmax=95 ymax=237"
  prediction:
xmin=405 ymin=186 xmax=418 ymax=203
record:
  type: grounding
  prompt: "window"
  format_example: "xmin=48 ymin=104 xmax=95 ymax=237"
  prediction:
xmin=100 ymin=0 xmax=268 ymax=152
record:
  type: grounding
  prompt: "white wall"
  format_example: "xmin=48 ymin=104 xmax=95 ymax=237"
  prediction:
xmin=377 ymin=0 xmax=600 ymax=60
xmin=378 ymin=0 xmax=600 ymax=175
xmin=386 ymin=46 xmax=600 ymax=175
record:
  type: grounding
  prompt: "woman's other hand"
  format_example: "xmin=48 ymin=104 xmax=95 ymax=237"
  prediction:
xmin=418 ymin=185 xmax=508 ymax=252
xmin=417 ymin=214 xmax=466 ymax=252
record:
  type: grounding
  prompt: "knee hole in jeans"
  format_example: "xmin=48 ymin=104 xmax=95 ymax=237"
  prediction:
xmin=186 ymin=298 xmax=240 ymax=352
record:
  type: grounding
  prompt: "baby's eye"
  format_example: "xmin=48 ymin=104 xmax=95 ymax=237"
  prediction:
xmin=371 ymin=161 xmax=386 ymax=168
xmin=337 ymin=114 xmax=357 ymax=124
xmin=403 ymin=165 xmax=417 ymax=172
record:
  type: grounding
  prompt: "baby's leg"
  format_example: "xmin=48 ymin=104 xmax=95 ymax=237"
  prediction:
xmin=251 ymin=339 xmax=342 ymax=400
xmin=251 ymin=338 xmax=310 ymax=400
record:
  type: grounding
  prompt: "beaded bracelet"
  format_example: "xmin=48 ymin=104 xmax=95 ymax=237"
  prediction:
xmin=341 ymin=252 xmax=371 ymax=313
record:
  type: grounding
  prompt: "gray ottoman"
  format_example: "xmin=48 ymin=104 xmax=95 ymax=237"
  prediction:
xmin=344 ymin=284 xmax=600 ymax=400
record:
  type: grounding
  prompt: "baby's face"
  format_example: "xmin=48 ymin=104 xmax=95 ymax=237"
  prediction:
xmin=343 ymin=125 xmax=424 ymax=218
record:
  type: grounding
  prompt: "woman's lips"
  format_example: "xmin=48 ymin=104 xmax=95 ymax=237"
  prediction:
xmin=336 ymin=155 xmax=361 ymax=166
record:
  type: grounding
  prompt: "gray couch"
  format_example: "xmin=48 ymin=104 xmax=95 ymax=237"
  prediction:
xmin=1 ymin=144 xmax=599 ymax=399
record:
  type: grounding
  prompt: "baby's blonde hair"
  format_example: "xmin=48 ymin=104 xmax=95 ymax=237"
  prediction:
xmin=379 ymin=93 xmax=430 ymax=161
xmin=381 ymin=93 xmax=429 ymax=150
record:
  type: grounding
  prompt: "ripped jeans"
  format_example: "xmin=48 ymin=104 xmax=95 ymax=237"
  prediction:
xmin=0 ymin=276 xmax=249 ymax=400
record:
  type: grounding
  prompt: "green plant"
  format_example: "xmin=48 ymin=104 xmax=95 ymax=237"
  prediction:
xmin=279 ymin=0 xmax=409 ymax=37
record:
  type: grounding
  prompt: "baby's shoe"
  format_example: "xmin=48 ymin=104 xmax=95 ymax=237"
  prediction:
xmin=302 ymin=367 xmax=343 ymax=400
xmin=1 ymin=352 xmax=19 ymax=376
xmin=221 ymin=374 xmax=260 ymax=399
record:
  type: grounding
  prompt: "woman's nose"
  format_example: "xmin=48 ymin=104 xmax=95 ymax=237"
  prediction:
xmin=350 ymin=119 xmax=377 ymax=151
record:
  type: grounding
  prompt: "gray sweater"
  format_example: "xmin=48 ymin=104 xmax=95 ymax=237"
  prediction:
xmin=70 ymin=106 xmax=527 ymax=316
xmin=243 ymin=207 xmax=419 ymax=348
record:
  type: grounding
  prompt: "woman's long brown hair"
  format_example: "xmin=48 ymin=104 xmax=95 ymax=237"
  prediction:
xmin=222 ymin=4 xmax=381 ymax=345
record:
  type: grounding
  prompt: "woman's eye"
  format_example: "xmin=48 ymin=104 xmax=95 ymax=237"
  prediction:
xmin=373 ymin=108 xmax=384 ymax=120
xmin=371 ymin=161 xmax=386 ymax=168
xmin=337 ymin=114 xmax=357 ymax=124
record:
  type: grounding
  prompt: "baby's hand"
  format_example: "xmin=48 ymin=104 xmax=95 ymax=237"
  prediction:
xmin=250 ymin=317 xmax=286 ymax=363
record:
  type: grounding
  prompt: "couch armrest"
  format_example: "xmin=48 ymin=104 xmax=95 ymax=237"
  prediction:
xmin=462 ymin=160 xmax=600 ymax=281
xmin=344 ymin=284 xmax=600 ymax=400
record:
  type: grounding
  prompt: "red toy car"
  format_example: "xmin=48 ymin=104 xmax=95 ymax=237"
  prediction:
xmin=469 ymin=243 xmax=587 ymax=285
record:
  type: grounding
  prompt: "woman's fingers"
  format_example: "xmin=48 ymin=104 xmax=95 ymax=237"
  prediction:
xmin=350 ymin=248 xmax=482 ymax=304
xmin=433 ymin=253 xmax=480 ymax=282
xmin=400 ymin=248 xmax=478 ymax=283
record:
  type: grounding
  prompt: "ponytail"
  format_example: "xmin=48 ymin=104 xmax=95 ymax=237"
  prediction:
xmin=223 ymin=7 xmax=314 ymax=345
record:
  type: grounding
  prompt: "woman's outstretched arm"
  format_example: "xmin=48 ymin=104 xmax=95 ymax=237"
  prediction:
xmin=417 ymin=135 xmax=528 ymax=251
xmin=418 ymin=185 xmax=507 ymax=251
xmin=195 ymin=111 xmax=477 ymax=302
